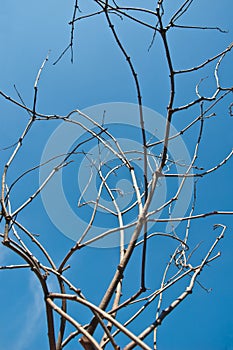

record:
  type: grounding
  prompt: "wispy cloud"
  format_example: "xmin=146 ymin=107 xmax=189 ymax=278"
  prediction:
xmin=0 ymin=240 xmax=10 ymax=266
xmin=0 ymin=222 xmax=8 ymax=265
xmin=0 ymin=221 xmax=48 ymax=350
xmin=14 ymin=274 xmax=45 ymax=350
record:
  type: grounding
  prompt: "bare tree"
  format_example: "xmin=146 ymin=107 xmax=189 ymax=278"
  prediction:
xmin=0 ymin=1 xmax=233 ymax=349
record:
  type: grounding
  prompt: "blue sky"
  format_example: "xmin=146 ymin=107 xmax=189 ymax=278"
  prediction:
xmin=0 ymin=1 xmax=233 ymax=349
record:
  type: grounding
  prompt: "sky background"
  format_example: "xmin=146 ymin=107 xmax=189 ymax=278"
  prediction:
xmin=0 ymin=1 xmax=233 ymax=349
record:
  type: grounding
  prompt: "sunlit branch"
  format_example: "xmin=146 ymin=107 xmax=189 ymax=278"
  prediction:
xmin=0 ymin=264 xmax=30 ymax=270
xmin=160 ymin=149 xmax=233 ymax=178
xmin=47 ymin=297 xmax=102 ymax=350
xmin=49 ymin=293 xmax=152 ymax=350
xmin=124 ymin=226 xmax=225 ymax=349
xmin=174 ymin=42 xmax=233 ymax=74
xmin=168 ymin=23 xmax=227 ymax=33
xmin=148 ymin=89 xmax=232 ymax=148
xmin=148 ymin=210 xmax=233 ymax=222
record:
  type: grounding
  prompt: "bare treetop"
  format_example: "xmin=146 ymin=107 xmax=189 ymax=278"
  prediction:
xmin=0 ymin=1 xmax=233 ymax=349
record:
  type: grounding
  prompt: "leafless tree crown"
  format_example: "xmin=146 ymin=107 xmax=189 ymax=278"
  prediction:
xmin=0 ymin=1 xmax=233 ymax=349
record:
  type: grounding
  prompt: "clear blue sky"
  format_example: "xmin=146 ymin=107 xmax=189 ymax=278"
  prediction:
xmin=0 ymin=1 xmax=233 ymax=349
